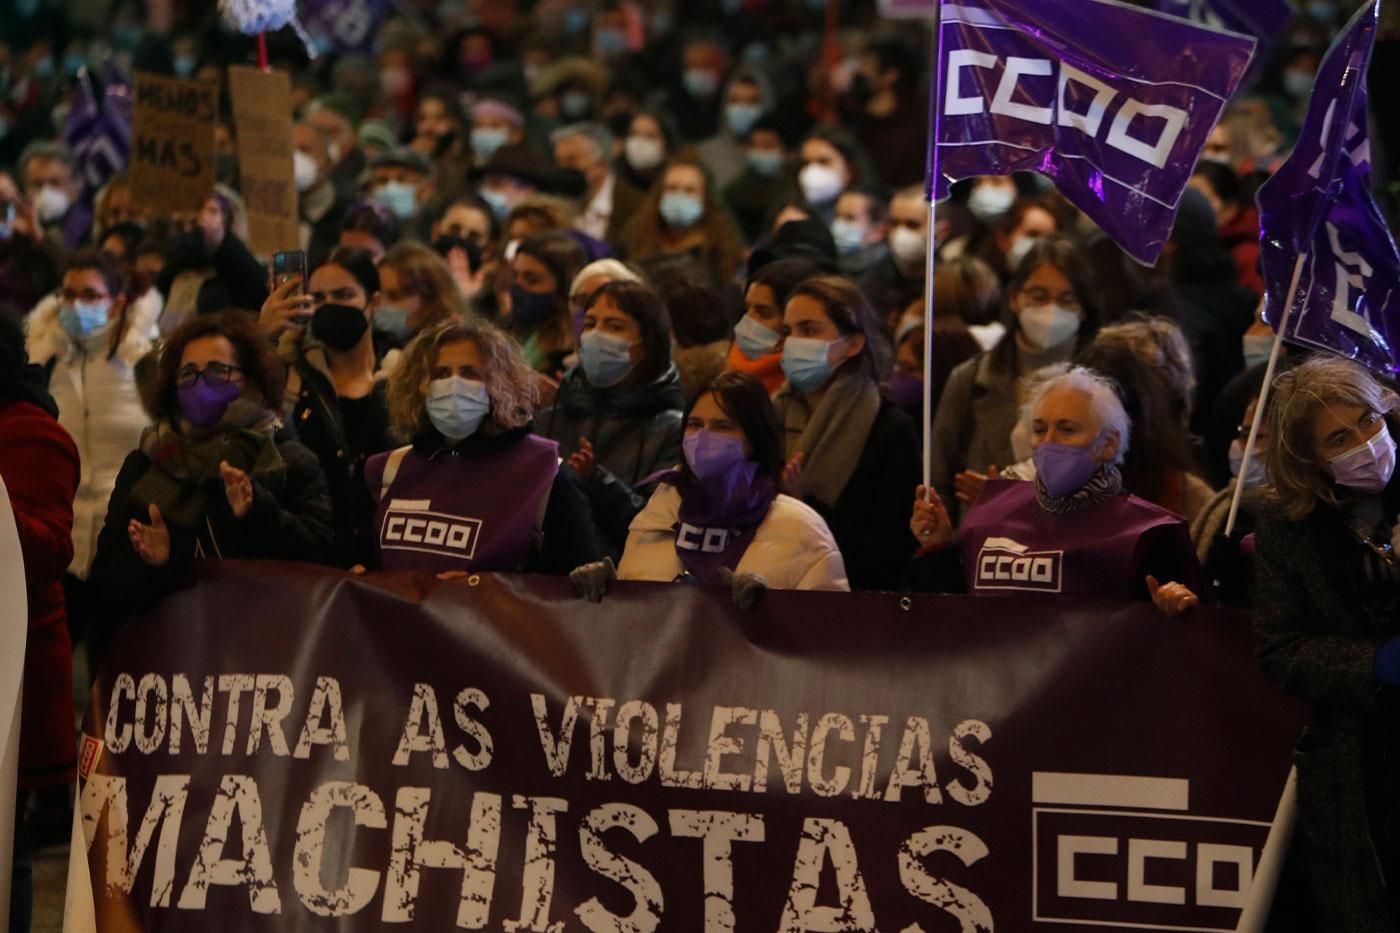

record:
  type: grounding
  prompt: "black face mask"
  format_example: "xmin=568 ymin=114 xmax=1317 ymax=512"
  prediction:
xmin=433 ymin=130 xmax=459 ymax=158
xmin=311 ymin=303 xmax=369 ymax=351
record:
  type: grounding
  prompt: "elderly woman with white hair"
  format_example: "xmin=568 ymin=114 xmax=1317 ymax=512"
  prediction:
xmin=364 ymin=317 xmax=603 ymax=575
xmin=1252 ymin=355 xmax=1400 ymax=930
xmin=910 ymin=365 xmax=1201 ymax=613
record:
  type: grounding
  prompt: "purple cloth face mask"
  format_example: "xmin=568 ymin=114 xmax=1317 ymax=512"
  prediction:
xmin=683 ymin=430 xmax=747 ymax=482
xmin=1033 ymin=438 xmax=1104 ymax=498
xmin=178 ymin=380 xmax=241 ymax=429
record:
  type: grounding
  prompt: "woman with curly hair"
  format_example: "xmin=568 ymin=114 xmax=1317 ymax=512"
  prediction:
xmin=617 ymin=154 xmax=745 ymax=287
xmin=365 ymin=317 xmax=603 ymax=575
xmin=88 ymin=311 xmax=335 ymax=622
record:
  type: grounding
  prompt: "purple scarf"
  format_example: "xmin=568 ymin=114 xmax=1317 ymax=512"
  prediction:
xmin=663 ymin=463 xmax=778 ymax=584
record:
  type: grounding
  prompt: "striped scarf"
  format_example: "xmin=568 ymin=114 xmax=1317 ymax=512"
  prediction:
xmin=1036 ymin=463 xmax=1124 ymax=515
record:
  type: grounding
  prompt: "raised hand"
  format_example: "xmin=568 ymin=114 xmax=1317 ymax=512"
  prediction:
xmin=220 ymin=461 xmax=253 ymax=519
xmin=1147 ymin=576 xmax=1200 ymax=616
xmin=258 ymin=275 xmax=313 ymax=339
xmin=910 ymin=484 xmax=954 ymax=548
xmin=954 ymin=464 xmax=1000 ymax=506
xmin=568 ymin=437 xmax=596 ymax=482
xmin=446 ymin=246 xmax=486 ymax=299
xmin=128 ymin=503 xmax=171 ymax=567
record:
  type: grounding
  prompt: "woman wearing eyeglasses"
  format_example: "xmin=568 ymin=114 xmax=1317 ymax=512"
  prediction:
xmin=89 ymin=311 xmax=334 ymax=621
xmin=1253 ymin=355 xmax=1400 ymax=929
xmin=929 ymin=237 xmax=1099 ymax=518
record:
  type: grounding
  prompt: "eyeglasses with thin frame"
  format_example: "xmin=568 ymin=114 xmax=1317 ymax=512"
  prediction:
xmin=176 ymin=362 xmax=243 ymax=388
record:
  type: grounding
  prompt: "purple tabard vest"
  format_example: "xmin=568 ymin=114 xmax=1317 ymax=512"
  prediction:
xmin=366 ymin=435 xmax=559 ymax=573
xmin=956 ymin=479 xmax=1189 ymax=599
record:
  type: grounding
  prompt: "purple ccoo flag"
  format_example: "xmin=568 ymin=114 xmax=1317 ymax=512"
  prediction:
xmin=301 ymin=0 xmax=392 ymax=53
xmin=1256 ymin=0 xmax=1400 ymax=376
xmin=65 ymin=64 xmax=132 ymax=207
xmin=1155 ymin=0 xmax=1294 ymax=54
xmin=932 ymin=0 xmax=1256 ymax=265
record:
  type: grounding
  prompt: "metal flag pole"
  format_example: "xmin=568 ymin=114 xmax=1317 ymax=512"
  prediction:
xmin=1224 ymin=252 xmax=1306 ymax=537
xmin=921 ymin=6 xmax=945 ymax=495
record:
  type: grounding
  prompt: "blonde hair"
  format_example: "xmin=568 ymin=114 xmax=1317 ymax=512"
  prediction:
xmin=1266 ymin=355 xmax=1396 ymax=520
xmin=387 ymin=317 xmax=539 ymax=440
xmin=379 ymin=242 xmax=466 ymax=328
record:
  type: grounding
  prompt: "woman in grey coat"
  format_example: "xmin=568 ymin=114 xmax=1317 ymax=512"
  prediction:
xmin=1254 ymin=354 xmax=1400 ymax=929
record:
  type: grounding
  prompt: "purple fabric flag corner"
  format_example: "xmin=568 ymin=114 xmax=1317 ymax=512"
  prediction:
xmin=301 ymin=0 xmax=392 ymax=53
xmin=1155 ymin=0 xmax=1294 ymax=65
xmin=64 ymin=64 xmax=132 ymax=208
xmin=932 ymin=0 xmax=1257 ymax=265
xmin=1256 ymin=0 xmax=1400 ymax=376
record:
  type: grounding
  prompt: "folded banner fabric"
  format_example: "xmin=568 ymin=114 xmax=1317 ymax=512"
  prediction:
xmin=68 ymin=562 xmax=1302 ymax=931
xmin=933 ymin=0 xmax=1256 ymax=265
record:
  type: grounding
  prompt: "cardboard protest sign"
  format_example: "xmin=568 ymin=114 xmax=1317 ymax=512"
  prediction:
xmin=228 ymin=66 xmax=299 ymax=255
xmin=129 ymin=72 xmax=217 ymax=215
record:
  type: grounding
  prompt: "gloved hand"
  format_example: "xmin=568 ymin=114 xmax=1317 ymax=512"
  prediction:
xmin=719 ymin=567 xmax=767 ymax=610
xmin=569 ymin=557 xmax=616 ymax=603
xmin=1375 ymin=637 xmax=1400 ymax=688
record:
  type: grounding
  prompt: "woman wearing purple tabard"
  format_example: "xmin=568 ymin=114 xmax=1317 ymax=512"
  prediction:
xmin=909 ymin=366 xmax=1201 ymax=615
xmin=364 ymin=317 xmax=603 ymax=576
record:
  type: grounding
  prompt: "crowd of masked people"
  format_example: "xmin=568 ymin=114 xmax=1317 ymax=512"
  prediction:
xmin=4 ymin=0 xmax=1400 ymax=928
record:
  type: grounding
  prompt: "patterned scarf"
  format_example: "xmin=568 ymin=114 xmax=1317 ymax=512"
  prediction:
xmin=130 ymin=397 xmax=284 ymax=528
xmin=1036 ymin=463 xmax=1124 ymax=515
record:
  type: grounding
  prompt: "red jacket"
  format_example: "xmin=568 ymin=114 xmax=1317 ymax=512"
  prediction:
xmin=0 ymin=400 xmax=79 ymax=788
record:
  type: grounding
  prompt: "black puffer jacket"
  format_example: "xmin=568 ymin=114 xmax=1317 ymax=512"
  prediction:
xmin=89 ymin=427 xmax=335 ymax=623
xmin=535 ymin=365 xmax=685 ymax=555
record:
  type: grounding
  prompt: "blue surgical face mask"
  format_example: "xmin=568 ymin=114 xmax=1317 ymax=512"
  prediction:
xmin=747 ymin=150 xmax=783 ymax=178
xmin=560 ymin=90 xmax=592 ymax=119
xmin=374 ymin=180 xmax=418 ymax=220
xmin=733 ymin=313 xmax=780 ymax=360
xmin=425 ymin=376 xmax=491 ymax=441
xmin=1228 ymin=439 xmax=1268 ymax=490
xmin=173 ymin=54 xmax=197 ymax=78
xmin=725 ymin=102 xmax=762 ymax=137
xmin=479 ymin=187 xmax=511 ymax=219
xmin=59 ymin=300 xmax=111 ymax=340
xmin=373 ymin=304 xmax=414 ymax=341
xmin=683 ymin=68 xmax=720 ymax=99
xmin=470 ymin=126 xmax=510 ymax=161
xmin=595 ymin=27 xmax=629 ymax=56
xmin=659 ymin=191 xmax=704 ymax=228
xmin=830 ymin=218 xmax=866 ymax=255
xmin=781 ymin=335 xmax=841 ymax=394
xmin=1242 ymin=333 xmax=1273 ymax=370
xmin=579 ymin=329 xmax=637 ymax=388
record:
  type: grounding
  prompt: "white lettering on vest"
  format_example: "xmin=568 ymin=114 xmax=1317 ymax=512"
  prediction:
xmin=381 ymin=506 xmax=482 ymax=560
xmin=974 ymin=539 xmax=1063 ymax=593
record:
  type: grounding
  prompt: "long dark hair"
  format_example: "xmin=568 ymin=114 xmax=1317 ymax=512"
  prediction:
xmin=584 ymin=280 xmax=673 ymax=385
xmin=1075 ymin=340 xmax=1194 ymax=505
xmin=991 ymin=235 xmax=1100 ymax=374
xmin=786 ymin=275 xmax=892 ymax=381
xmin=683 ymin=371 xmax=784 ymax=483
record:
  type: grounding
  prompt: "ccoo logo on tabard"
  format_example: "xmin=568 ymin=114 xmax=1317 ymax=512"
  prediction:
xmin=380 ymin=499 xmax=481 ymax=559
xmin=974 ymin=536 xmax=1063 ymax=593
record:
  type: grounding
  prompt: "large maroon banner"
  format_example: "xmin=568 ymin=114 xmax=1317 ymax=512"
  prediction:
xmin=68 ymin=562 xmax=1302 ymax=931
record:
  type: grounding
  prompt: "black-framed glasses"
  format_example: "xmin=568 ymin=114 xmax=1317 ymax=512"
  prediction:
xmin=176 ymin=362 xmax=242 ymax=388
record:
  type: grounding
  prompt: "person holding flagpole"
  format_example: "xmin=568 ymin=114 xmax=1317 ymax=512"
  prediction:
xmin=1253 ymin=354 xmax=1400 ymax=929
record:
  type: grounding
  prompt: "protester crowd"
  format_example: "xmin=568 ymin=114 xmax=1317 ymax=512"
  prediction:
xmin=1 ymin=0 xmax=1399 ymax=928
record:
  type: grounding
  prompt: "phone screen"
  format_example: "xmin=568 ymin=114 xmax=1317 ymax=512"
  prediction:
xmin=272 ymin=250 xmax=307 ymax=292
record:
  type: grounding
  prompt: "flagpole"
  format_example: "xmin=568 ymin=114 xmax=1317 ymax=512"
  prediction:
xmin=1234 ymin=766 xmax=1297 ymax=933
xmin=921 ymin=8 xmax=944 ymax=495
xmin=1224 ymin=252 xmax=1306 ymax=538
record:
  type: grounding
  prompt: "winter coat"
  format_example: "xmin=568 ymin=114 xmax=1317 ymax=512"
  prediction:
xmin=535 ymin=365 xmax=685 ymax=553
xmin=673 ymin=339 xmax=729 ymax=403
xmin=0 ymin=400 xmax=79 ymax=789
xmin=1253 ymin=476 xmax=1400 ymax=931
xmin=26 ymin=288 xmax=161 ymax=577
xmin=929 ymin=351 xmax=1019 ymax=513
xmin=618 ymin=483 xmax=849 ymax=590
xmin=89 ymin=428 xmax=335 ymax=626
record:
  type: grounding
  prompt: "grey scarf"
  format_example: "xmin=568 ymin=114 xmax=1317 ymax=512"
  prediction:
xmin=773 ymin=369 xmax=881 ymax=509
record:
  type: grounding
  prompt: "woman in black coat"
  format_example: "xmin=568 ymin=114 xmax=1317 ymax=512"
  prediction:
xmin=90 ymin=312 xmax=335 ymax=623
xmin=771 ymin=274 xmax=920 ymax=590
xmin=1253 ymin=354 xmax=1400 ymax=930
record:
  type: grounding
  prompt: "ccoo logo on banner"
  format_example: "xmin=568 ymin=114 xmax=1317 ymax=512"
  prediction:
xmin=67 ymin=563 xmax=1301 ymax=931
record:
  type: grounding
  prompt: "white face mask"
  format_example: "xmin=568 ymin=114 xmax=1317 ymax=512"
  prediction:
xmin=624 ymin=135 xmax=665 ymax=172
xmin=1006 ymin=235 xmax=1035 ymax=270
xmin=888 ymin=226 xmax=927 ymax=266
xmin=967 ymin=184 xmax=1015 ymax=223
xmin=293 ymin=150 xmax=320 ymax=193
xmin=798 ymin=163 xmax=845 ymax=205
xmin=1019 ymin=303 xmax=1080 ymax=350
xmin=34 ymin=184 xmax=71 ymax=223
